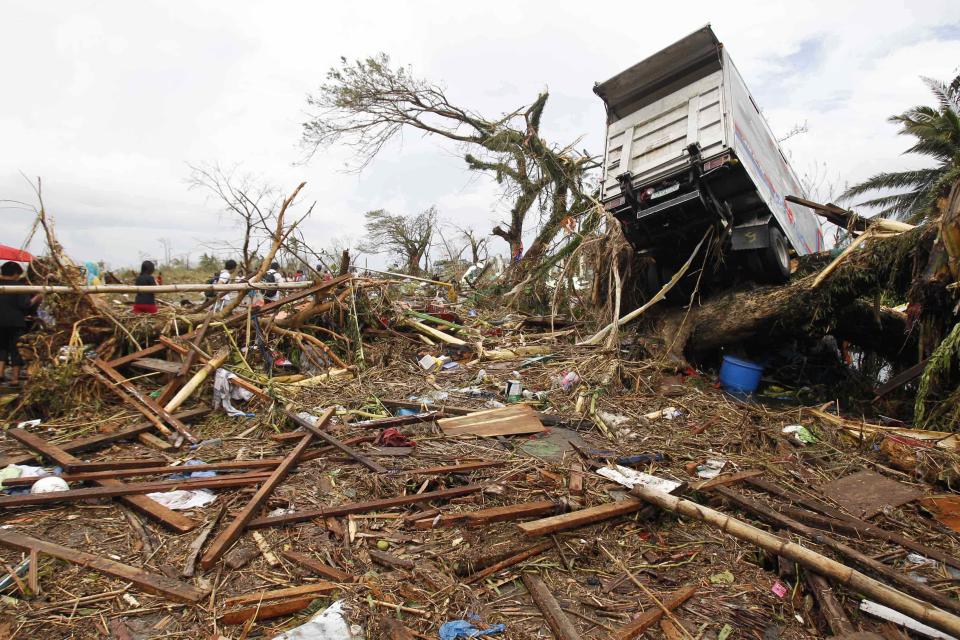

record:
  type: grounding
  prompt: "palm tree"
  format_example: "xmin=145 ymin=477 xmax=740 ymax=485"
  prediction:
xmin=841 ymin=73 xmax=960 ymax=223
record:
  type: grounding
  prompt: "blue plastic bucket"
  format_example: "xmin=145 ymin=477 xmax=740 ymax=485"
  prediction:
xmin=719 ymin=356 xmax=763 ymax=394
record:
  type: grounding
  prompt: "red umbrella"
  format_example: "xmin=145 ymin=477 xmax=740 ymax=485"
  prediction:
xmin=0 ymin=245 xmax=33 ymax=264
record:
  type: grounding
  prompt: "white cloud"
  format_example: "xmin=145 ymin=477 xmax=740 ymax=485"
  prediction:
xmin=2 ymin=1 xmax=959 ymax=267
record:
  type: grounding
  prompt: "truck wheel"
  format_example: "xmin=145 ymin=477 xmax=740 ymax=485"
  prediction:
xmin=750 ymin=226 xmax=791 ymax=283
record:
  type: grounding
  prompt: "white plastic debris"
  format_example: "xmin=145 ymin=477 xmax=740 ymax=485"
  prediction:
xmin=418 ymin=354 xmax=438 ymax=371
xmin=860 ymin=599 xmax=957 ymax=639
xmin=643 ymin=407 xmax=680 ymax=420
xmin=212 ymin=368 xmax=255 ymax=417
xmin=145 ymin=489 xmax=216 ymax=510
xmin=16 ymin=419 xmax=42 ymax=429
xmin=596 ymin=465 xmax=682 ymax=494
xmin=597 ymin=411 xmax=630 ymax=428
xmin=696 ymin=459 xmax=727 ymax=480
xmin=272 ymin=600 xmax=362 ymax=639
xmin=30 ymin=476 xmax=69 ymax=494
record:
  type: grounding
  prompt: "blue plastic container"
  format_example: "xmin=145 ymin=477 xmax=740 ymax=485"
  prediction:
xmin=719 ymin=355 xmax=763 ymax=394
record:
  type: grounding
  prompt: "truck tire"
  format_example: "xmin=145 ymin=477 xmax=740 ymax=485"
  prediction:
xmin=751 ymin=226 xmax=791 ymax=283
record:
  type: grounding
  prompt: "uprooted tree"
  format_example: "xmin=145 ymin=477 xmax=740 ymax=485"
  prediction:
xmin=300 ymin=54 xmax=601 ymax=282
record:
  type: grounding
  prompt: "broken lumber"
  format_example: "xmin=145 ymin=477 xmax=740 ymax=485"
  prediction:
xmin=61 ymin=459 xmax=166 ymax=473
xmin=163 ymin=346 xmax=230 ymax=414
xmin=415 ymin=500 xmax=560 ymax=529
xmin=522 ymin=572 xmax=583 ymax=640
xmin=632 ymin=483 xmax=960 ymax=637
xmin=183 ymin=505 xmax=225 ymax=578
xmin=464 ymin=541 xmax=554 ymax=584
xmin=438 ymin=404 xmax=546 ymax=437
xmin=281 ymin=551 xmax=354 ymax=582
xmin=382 ymin=618 xmax=417 ymax=640
xmin=284 ymin=408 xmax=386 ymax=473
xmin=157 ymin=311 xmax=213 ymax=406
xmin=368 ymin=549 xmax=414 ymax=571
xmin=805 ymin=571 xmax=856 ymax=636
xmin=249 ymin=484 xmax=485 ymax=529
xmin=398 ymin=461 xmax=507 ymax=475
xmin=518 ymin=499 xmax=644 ymax=537
xmin=0 ymin=530 xmax=207 ymax=603
xmin=199 ymin=408 xmax=334 ymax=569
xmin=223 ymin=582 xmax=338 ymax=608
xmin=220 ymin=596 xmax=316 ymax=625
xmin=8 ymin=459 xmax=282 ymax=486
xmin=8 ymin=428 xmax=197 ymax=533
xmin=611 ymin=585 xmax=698 ymax=640
xmin=0 ymin=471 xmax=270 ymax=508
xmin=0 ymin=407 xmax=210 ymax=466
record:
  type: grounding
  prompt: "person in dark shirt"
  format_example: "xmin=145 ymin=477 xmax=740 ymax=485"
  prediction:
xmin=0 ymin=261 xmax=34 ymax=385
xmin=133 ymin=260 xmax=158 ymax=314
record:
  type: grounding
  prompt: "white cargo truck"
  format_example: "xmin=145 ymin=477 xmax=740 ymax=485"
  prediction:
xmin=594 ymin=25 xmax=824 ymax=283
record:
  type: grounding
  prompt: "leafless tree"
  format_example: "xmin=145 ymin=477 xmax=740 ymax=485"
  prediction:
xmin=452 ymin=224 xmax=488 ymax=264
xmin=300 ymin=54 xmax=599 ymax=278
xmin=359 ymin=206 xmax=436 ymax=275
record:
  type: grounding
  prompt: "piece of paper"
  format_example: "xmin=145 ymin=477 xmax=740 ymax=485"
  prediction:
xmin=145 ymin=489 xmax=217 ymax=510
xmin=272 ymin=600 xmax=359 ymax=639
xmin=596 ymin=465 xmax=682 ymax=494
xmin=860 ymin=599 xmax=958 ymax=639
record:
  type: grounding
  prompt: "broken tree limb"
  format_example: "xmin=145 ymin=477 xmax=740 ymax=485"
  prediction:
xmin=811 ymin=230 xmax=900 ymax=289
xmin=579 ymin=228 xmax=710 ymax=346
xmin=199 ymin=407 xmax=334 ymax=569
xmin=522 ymin=572 xmax=583 ymax=640
xmin=805 ymin=571 xmax=856 ymax=636
xmin=631 ymin=483 xmax=960 ymax=637
xmin=0 ymin=530 xmax=207 ymax=603
xmin=182 ymin=505 xmax=226 ymax=578
xmin=8 ymin=429 xmax=197 ymax=533
xmin=281 ymin=551 xmax=354 ymax=582
xmin=518 ymin=499 xmax=645 ymax=537
xmin=163 ymin=346 xmax=230 ymax=414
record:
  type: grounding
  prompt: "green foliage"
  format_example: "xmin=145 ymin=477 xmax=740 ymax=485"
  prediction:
xmin=915 ymin=321 xmax=960 ymax=425
xmin=841 ymin=74 xmax=960 ymax=222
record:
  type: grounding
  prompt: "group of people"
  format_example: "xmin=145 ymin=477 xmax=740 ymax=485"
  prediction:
xmin=0 ymin=261 xmax=40 ymax=386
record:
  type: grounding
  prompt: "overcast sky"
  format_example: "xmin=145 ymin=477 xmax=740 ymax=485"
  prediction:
xmin=3 ymin=1 xmax=959 ymax=269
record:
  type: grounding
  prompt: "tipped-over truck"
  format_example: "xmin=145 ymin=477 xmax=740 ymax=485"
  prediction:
xmin=594 ymin=25 xmax=824 ymax=284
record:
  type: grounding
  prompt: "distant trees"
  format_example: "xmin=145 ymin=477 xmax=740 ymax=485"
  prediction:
xmin=300 ymin=54 xmax=598 ymax=278
xmin=359 ymin=207 xmax=436 ymax=275
xmin=841 ymin=74 xmax=960 ymax=223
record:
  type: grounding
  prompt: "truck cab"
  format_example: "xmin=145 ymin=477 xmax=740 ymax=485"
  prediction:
xmin=594 ymin=25 xmax=824 ymax=283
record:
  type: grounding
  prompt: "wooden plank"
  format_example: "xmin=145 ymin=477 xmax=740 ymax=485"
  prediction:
xmin=183 ymin=505 xmax=225 ymax=578
xmin=523 ymin=572 xmax=583 ymax=640
xmin=464 ymin=541 xmax=553 ymax=584
xmin=0 ymin=407 xmax=210 ymax=466
xmin=438 ymin=404 xmax=546 ymax=437
xmin=518 ymin=500 xmax=644 ymax=537
xmin=281 ymin=550 xmax=354 ymax=582
xmin=92 ymin=358 xmax=198 ymax=444
xmin=7 ymin=428 xmax=198 ymax=533
xmin=220 ymin=596 xmax=315 ymax=625
xmin=0 ymin=529 xmax=208 ymax=603
xmin=223 ymin=582 xmax=338 ymax=608
xmin=131 ymin=358 xmax=183 ymax=375
xmin=351 ymin=412 xmax=439 ymax=429
xmin=692 ymin=469 xmax=764 ymax=491
xmin=248 ymin=483 xmax=484 ymax=529
xmin=285 ymin=408 xmax=386 ymax=473
xmin=414 ymin=500 xmax=559 ymax=529
xmin=199 ymin=408 xmax=334 ymax=569
xmin=86 ymin=366 xmax=173 ymax=437
xmin=0 ymin=471 xmax=270 ymax=508
xmin=157 ymin=311 xmax=213 ymax=406
xmin=611 ymin=586 xmax=697 ymax=640
xmin=19 ymin=459 xmax=281 ymax=484
xmin=62 ymin=459 xmax=166 ymax=473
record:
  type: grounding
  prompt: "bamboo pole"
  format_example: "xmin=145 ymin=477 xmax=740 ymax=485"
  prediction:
xmin=163 ymin=347 xmax=230 ymax=413
xmin=404 ymin=319 xmax=467 ymax=346
xmin=632 ymin=484 xmax=960 ymax=637
xmin=0 ymin=281 xmax=325 ymax=295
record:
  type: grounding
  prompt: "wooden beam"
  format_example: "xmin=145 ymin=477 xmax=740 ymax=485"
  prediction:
xmin=87 ymin=366 xmax=173 ymax=438
xmin=0 ymin=530 xmax=207 ymax=603
xmin=396 ymin=461 xmax=506 ymax=475
xmin=157 ymin=311 xmax=213 ymax=406
xmin=518 ymin=500 xmax=645 ymax=537
xmin=0 ymin=408 xmax=210 ymax=466
xmin=611 ymin=586 xmax=697 ymax=640
xmin=523 ymin=572 xmax=583 ymax=640
xmin=248 ymin=484 xmax=485 ymax=529
xmin=281 ymin=550 xmax=354 ymax=582
xmin=62 ymin=459 xmax=166 ymax=473
xmin=464 ymin=541 xmax=553 ymax=584
xmin=8 ymin=459 xmax=281 ymax=486
xmin=199 ymin=408 xmax=334 ymax=569
xmin=350 ymin=412 xmax=439 ymax=429
xmin=220 ymin=596 xmax=315 ymax=625
xmin=223 ymin=582 xmax=338 ymax=608
xmin=90 ymin=358 xmax=197 ymax=443
xmin=368 ymin=549 xmax=414 ymax=571
xmin=0 ymin=471 xmax=270 ymax=508
xmin=414 ymin=500 xmax=560 ymax=529
xmin=7 ymin=429 xmax=197 ymax=533
xmin=285 ymin=408 xmax=386 ymax=473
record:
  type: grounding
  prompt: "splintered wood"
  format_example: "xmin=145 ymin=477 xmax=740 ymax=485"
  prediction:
xmin=437 ymin=404 xmax=546 ymax=437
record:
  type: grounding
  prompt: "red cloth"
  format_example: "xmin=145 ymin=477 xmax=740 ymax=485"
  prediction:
xmin=377 ymin=428 xmax=415 ymax=447
xmin=132 ymin=303 xmax=158 ymax=314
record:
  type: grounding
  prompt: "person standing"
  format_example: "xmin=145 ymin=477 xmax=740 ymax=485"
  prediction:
xmin=133 ymin=260 xmax=159 ymax=314
xmin=0 ymin=262 xmax=35 ymax=385
xmin=214 ymin=259 xmax=238 ymax=312
xmin=262 ymin=261 xmax=283 ymax=302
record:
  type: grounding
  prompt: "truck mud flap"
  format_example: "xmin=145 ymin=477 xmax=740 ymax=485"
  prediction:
xmin=731 ymin=219 xmax=772 ymax=250
xmin=637 ymin=189 xmax=702 ymax=221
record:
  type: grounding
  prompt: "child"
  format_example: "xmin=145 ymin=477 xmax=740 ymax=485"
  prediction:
xmin=0 ymin=261 xmax=34 ymax=385
xmin=133 ymin=260 xmax=159 ymax=314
